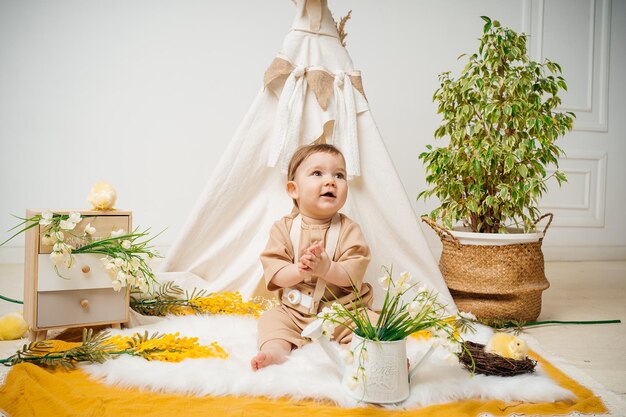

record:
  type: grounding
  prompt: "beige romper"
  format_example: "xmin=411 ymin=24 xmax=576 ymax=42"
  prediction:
xmin=257 ymin=212 xmax=373 ymax=349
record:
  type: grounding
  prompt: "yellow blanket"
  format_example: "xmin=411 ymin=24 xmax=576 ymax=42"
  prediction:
xmin=0 ymin=350 xmax=606 ymax=417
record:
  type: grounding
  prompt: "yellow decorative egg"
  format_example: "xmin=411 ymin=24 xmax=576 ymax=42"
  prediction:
xmin=0 ymin=312 xmax=28 ymax=341
xmin=87 ymin=181 xmax=117 ymax=210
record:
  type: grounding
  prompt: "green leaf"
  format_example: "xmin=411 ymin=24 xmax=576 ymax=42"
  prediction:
xmin=504 ymin=156 xmax=515 ymax=173
xmin=481 ymin=15 xmax=492 ymax=33
xmin=555 ymin=171 xmax=567 ymax=185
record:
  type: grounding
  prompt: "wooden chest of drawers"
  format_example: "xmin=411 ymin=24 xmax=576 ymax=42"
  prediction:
xmin=24 ymin=209 xmax=132 ymax=341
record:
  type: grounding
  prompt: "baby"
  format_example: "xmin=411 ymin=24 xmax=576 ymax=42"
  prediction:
xmin=251 ymin=143 xmax=373 ymax=370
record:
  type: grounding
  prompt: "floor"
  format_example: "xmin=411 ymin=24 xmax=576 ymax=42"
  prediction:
xmin=0 ymin=261 xmax=624 ymax=410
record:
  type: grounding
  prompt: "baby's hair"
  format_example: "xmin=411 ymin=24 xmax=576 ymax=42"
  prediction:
xmin=287 ymin=143 xmax=345 ymax=182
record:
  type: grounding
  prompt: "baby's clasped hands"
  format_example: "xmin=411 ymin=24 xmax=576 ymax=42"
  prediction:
xmin=298 ymin=241 xmax=331 ymax=278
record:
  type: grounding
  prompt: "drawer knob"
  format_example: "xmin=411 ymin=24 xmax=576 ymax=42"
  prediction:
xmin=80 ymin=299 xmax=89 ymax=309
xmin=81 ymin=265 xmax=91 ymax=273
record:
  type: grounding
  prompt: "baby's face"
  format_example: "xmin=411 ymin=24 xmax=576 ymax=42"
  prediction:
xmin=288 ymin=152 xmax=348 ymax=221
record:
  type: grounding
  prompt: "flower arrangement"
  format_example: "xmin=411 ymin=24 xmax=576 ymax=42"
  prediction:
xmin=0 ymin=328 xmax=227 ymax=368
xmin=1 ymin=211 xmax=162 ymax=292
xmin=318 ymin=267 xmax=474 ymax=357
xmin=316 ymin=267 xmax=475 ymax=394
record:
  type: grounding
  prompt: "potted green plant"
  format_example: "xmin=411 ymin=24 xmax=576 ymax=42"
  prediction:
xmin=418 ymin=16 xmax=575 ymax=321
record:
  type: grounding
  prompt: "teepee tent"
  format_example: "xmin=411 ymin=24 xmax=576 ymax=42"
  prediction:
xmin=157 ymin=0 xmax=457 ymax=311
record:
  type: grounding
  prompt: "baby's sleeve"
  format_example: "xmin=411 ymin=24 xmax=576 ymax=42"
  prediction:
xmin=260 ymin=218 xmax=294 ymax=291
xmin=334 ymin=219 xmax=371 ymax=288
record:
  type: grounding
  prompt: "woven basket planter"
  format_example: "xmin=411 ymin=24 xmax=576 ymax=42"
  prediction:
xmin=423 ymin=214 xmax=553 ymax=322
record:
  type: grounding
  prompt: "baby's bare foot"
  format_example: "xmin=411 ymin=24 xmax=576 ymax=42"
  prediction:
xmin=250 ymin=351 xmax=274 ymax=371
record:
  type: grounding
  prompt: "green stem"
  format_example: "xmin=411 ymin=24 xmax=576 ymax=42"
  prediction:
xmin=0 ymin=350 xmax=134 ymax=366
xmin=0 ymin=221 xmax=40 ymax=246
xmin=510 ymin=319 xmax=621 ymax=327
xmin=0 ymin=294 xmax=23 ymax=304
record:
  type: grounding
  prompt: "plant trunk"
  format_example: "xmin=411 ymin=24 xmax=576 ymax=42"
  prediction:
xmin=469 ymin=213 xmax=500 ymax=233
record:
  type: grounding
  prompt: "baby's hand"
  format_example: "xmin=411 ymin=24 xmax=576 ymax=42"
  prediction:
xmin=304 ymin=242 xmax=331 ymax=278
xmin=297 ymin=251 xmax=316 ymax=279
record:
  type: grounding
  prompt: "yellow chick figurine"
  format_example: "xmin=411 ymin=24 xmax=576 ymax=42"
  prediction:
xmin=0 ymin=312 xmax=28 ymax=340
xmin=485 ymin=332 xmax=529 ymax=360
xmin=87 ymin=181 xmax=117 ymax=210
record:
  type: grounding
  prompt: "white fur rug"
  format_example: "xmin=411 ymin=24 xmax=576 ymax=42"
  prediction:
xmin=81 ymin=315 xmax=574 ymax=409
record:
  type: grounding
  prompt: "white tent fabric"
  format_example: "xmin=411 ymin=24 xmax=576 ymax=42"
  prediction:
xmin=157 ymin=0 xmax=457 ymax=312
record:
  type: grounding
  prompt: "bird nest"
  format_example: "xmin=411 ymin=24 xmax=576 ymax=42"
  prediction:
xmin=459 ymin=341 xmax=537 ymax=377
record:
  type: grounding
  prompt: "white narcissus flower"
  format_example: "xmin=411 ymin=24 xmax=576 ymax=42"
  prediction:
xmin=136 ymin=277 xmax=148 ymax=294
xmin=331 ymin=302 xmax=347 ymax=315
xmin=317 ymin=306 xmax=333 ymax=320
xmin=378 ymin=275 xmax=391 ymax=289
xmin=125 ymin=274 xmax=135 ymax=287
xmin=41 ymin=234 xmax=55 ymax=246
xmin=49 ymin=251 xmax=64 ymax=266
xmin=321 ymin=322 xmax=334 ymax=336
xmin=84 ymin=223 xmax=96 ymax=235
xmin=397 ymin=271 xmax=413 ymax=292
xmin=58 ymin=220 xmax=73 ymax=230
xmin=135 ymin=271 xmax=147 ymax=285
xmin=105 ymin=263 xmax=117 ymax=279
xmin=67 ymin=212 xmax=81 ymax=224
xmin=114 ymin=258 xmax=124 ymax=267
xmin=124 ymin=261 xmax=135 ymax=273
xmin=59 ymin=218 xmax=78 ymax=230
xmin=431 ymin=328 xmax=458 ymax=353
xmin=39 ymin=211 xmax=53 ymax=226
xmin=321 ymin=320 xmax=337 ymax=337
xmin=116 ymin=271 xmax=128 ymax=283
xmin=354 ymin=366 xmax=366 ymax=381
xmin=408 ymin=300 xmax=421 ymax=318
xmin=111 ymin=229 xmax=126 ymax=238
xmin=121 ymin=240 xmax=131 ymax=249
xmin=53 ymin=230 xmax=64 ymax=242
xmin=130 ymin=258 xmax=140 ymax=271
xmin=458 ymin=311 xmax=477 ymax=321
xmin=111 ymin=280 xmax=123 ymax=292
xmin=53 ymin=242 xmax=73 ymax=255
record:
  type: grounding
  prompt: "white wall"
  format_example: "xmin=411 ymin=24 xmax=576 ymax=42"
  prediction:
xmin=1 ymin=0 xmax=624 ymax=262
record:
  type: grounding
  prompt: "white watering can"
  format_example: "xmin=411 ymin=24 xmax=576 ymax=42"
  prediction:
xmin=301 ymin=319 xmax=436 ymax=404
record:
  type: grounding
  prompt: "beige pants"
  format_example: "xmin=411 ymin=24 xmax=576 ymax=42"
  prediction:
xmin=257 ymin=305 xmax=379 ymax=350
